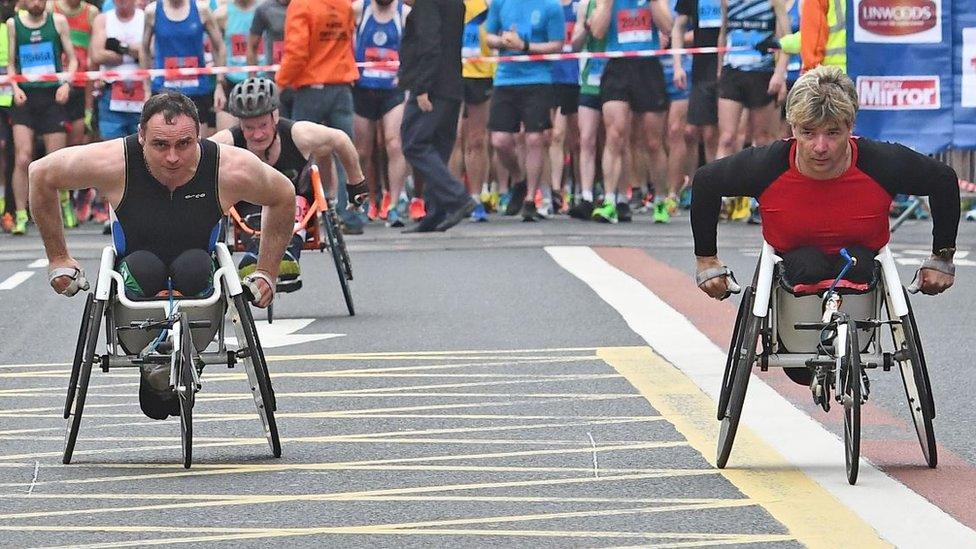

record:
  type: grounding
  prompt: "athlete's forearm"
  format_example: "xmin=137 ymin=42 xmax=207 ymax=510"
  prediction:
xmin=28 ymin=162 xmax=70 ymax=262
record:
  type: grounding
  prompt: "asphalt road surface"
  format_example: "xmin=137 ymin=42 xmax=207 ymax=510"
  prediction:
xmin=1 ymin=210 xmax=975 ymax=548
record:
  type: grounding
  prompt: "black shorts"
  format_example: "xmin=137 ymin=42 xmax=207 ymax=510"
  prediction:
xmin=688 ymin=79 xmax=718 ymax=127
xmin=353 ymin=87 xmax=405 ymax=121
xmin=0 ymin=108 xmax=11 ymax=146
xmin=719 ymin=67 xmax=774 ymax=109
xmin=463 ymin=77 xmax=493 ymax=105
xmin=600 ymin=58 xmax=668 ymax=113
xmin=578 ymin=92 xmax=602 ymax=111
xmin=553 ymin=84 xmax=580 ymax=116
xmin=189 ymin=92 xmax=216 ymax=127
xmin=488 ymin=84 xmax=552 ymax=133
xmin=10 ymin=86 xmax=66 ymax=134
xmin=65 ymin=86 xmax=87 ymax=122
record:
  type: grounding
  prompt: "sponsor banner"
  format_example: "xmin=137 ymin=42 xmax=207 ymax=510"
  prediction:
xmin=853 ymin=0 xmax=942 ymax=44
xmin=856 ymin=75 xmax=941 ymax=110
xmin=964 ymin=28 xmax=976 ymax=108
xmin=953 ymin=0 xmax=976 ymax=148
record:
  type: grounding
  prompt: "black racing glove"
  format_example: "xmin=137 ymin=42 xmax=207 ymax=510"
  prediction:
xmin=754 ymin=34 xmax=780 ymax=53
xmin=104 ymin=37 xmax=127 ymax=55
xmin=346 ymin=178 xmax=369 ymax=208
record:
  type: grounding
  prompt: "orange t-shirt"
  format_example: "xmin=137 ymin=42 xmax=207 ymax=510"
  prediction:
xmin=276 ymin=0 xmax=359 ymax=88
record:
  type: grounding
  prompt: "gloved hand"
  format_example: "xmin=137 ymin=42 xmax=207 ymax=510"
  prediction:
xmin=754 ymin=34 xmax=781 ymax=53
xmin=104 ymin=37 xmax=127 ymax=55
xmin=346 ymin=178 xmax=369 ymax=210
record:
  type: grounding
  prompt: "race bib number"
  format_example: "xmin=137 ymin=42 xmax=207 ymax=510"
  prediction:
xmin=362 ymin=47 xmax=398 ymax=79
xmin=230 ymin=33 xmax=248 ymax=62
xmin=163 ymin=56 xmax=200 ymax=89
xmin=586 ymin=57 xmax=607 ymax=87
xmin=19 ymin=41 xmax=56 ymax=76
xmin=109 ymin=80 xmax=146 ymax=113
xmin=725 ymin=31 xmax=762 ymax=67
xmin=616 ymin=8 xmax=653 ymax=44
xmin=563 ymin=21 xmax=575 ymax=52
xmin=698 ymin=0 xmax=722 ymax=29
xmin=272 ymin=40 xmax=284 ymax=64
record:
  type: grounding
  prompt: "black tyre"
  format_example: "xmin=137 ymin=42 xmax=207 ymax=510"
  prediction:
xmin=716 ymin=287 xmax=760 ymax=469
xmin=841 ymin=321 xmax=862 ymax=485
xmin=65 ymin=293 xmax=95 ymax=419
xmin=323 ymin=206 xmax=355 ymax=316
xmin=898 ymin=288 xmax=937 ymax=468
xmin=718 ymin=287 xmax=752 ymax=420
xmin=233 ymin=294 xmax=281 ymax=458
xmin=63 ymin=299 xmax=105 ymax=465
xmin=177 ymin=314 xmax=196 ymax=469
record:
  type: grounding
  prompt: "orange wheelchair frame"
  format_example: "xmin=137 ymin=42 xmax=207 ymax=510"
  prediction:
xmin=226 ymin=163 xmax=355 ymax=321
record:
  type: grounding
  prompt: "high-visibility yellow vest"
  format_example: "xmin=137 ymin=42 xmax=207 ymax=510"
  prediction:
xmin=0 ymin=29 xmax=11 ymax=107
xmin=823 ymin=0 xmax=846 ymax=72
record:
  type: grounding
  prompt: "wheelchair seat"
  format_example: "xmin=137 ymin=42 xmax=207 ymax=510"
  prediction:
xmin=112 ymin=296 xmax=225 ymax=356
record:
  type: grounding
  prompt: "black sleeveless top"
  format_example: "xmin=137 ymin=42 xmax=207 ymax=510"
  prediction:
xmin=230 ymin=118 xmax=309 ymax=187
xmin=115 ymin=135 xmax=223 ymax=265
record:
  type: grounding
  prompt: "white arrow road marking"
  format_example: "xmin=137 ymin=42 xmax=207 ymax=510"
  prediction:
xmin=0 ymin=271 xmax=34 ymax=290
xmin=27 ymin=259 xmax=48 ymax=269
xmin=225 ymin=318 xmax=344 ymax=349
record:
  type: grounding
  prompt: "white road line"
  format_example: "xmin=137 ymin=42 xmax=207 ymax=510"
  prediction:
xmin=0 ymin=271 xmax=34 ymax=290
xmin=545 ymin=245 xmax=976 ymax=548
xmin=27 ymin=259 xmax=48 ymax=269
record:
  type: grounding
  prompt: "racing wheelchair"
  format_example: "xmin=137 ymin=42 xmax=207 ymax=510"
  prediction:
xmin=716 ymin=242 xmax=936 ymax=485
xmin=226 ymin=163 xmax=354 ymax=322
xmin=62 ymin=241 xmax=281 ymax=469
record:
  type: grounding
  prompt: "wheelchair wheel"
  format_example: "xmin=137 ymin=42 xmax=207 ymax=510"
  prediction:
xmin=717 ymin=286 xmax=759 ymax=469
xmin=841 ymin=321 xmax=862 ymax=485
xmin=718 ymin=287 xmax=752 ymax=421
xmin=63 ymin=298 xmax=105 ymax=465
xmin=177 ymin=314 xmax=196 ymax=469
xmin=232 ymin=294 xmax=281 ymax=458
xmin=64 ymin=293 xmax=95 ymax=419
xmin=323 ymin=206 xmax=355 ymax=316
xmin=896 ymin=288 xmax=937 ymax=468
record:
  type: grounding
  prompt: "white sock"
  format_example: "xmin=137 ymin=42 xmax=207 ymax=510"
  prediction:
xmin=582 ymin=189 xmax=593 ymax=202
xmin=605 ymin=192 xmax=616 ymax=205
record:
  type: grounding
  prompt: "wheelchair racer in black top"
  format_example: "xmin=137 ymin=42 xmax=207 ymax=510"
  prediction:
xmin=30 ymin=92 xmax=296 ymax=418
xmin=209 ymin=77 xmax=368 ymax=281
xmin=691 ymin=66 xmax=960 ymax=301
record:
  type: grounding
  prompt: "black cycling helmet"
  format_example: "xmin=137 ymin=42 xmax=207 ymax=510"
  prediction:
xmin=227 ymin=77 xmax=279 ymax=118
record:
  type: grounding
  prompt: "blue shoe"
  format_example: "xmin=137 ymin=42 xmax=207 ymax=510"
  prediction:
xmin=386 ymin=208 xmax=404 ymax=228
xmin=679 ymin=187 xmax=692 ymax=210
xmin=471 ymin=203 xmax=488 ymax=222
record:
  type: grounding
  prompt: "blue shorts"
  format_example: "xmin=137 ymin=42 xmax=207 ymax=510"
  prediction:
xmin=661 ymin=57 xmax=693 ymax=102
xmin=98 ymin=92 xmax=141 ymax=139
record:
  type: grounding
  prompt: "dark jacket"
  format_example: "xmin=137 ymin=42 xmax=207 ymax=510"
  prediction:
xmin=398 ymin=0 xmax=464 ymax=101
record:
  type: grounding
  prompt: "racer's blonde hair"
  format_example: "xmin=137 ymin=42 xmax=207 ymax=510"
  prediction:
xmin=786 ymin=66 xmax=858 ymax=129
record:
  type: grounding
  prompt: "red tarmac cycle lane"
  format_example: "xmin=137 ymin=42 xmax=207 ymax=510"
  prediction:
xmin=594 ymin=246 xmax=976 ymax=531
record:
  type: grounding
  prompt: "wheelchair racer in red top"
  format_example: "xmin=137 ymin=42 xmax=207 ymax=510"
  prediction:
xmin=209 ymin=77 xmax=368 ymax=282
xmin=692 ymin=66 xmax=960 ymax=305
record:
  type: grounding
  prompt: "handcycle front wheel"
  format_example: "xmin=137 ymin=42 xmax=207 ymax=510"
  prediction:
xmin=322 ymin=205 xmax=355 ymax=316
xmin=64 ymin=293 xmax=95 ymax=419
xmin=841 ymin=320 xmax=862 ymax=485
xmin=177 ymin=313 xmax=196 ymax=469
xmin=896 ymin=287 xmax=937 ymax=468
xmin=63 ymin=297 xmax=105 ymax=465
xmin=717 ymin=286 xmax=760 ymax=469
xmin=232 ymin=294 xmax=281 ymax=458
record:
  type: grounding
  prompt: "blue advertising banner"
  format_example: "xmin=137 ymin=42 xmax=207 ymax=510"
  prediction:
xmin=953 ymin=0 xmax=976 ymax=148
xmin=846 ymin=0 xmax=953 ymax=153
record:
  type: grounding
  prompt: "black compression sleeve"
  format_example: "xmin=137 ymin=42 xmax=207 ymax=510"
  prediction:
xmin=856 ymin=139 xmax=960 ymax=253
xmin=690 ymin=141 xmax=791 ymax=256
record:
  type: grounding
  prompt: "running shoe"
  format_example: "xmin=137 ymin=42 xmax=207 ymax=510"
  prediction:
xmin=387 ymin=208 xmax=405 ymax=227
xmin=664 ymin=195 xmax=679 ymax=216
xmin=12 ymin=210 xmax=28 ymax=235
xmin=498 ymin=192 xmax=511 ymax=215
xmin=74 ymin=188 xmax=94 ymax=223
xmin=966 ymin=208 xmax=976 ymax=222
xmin=653 ymin=200 xmax=671 ymax=224
xmin=367 ymin=200 xmax=380 ymax=221
xmin=471 ymin=202 xmax=488 ymax=222
xmin=616 ymin=202 xmax=632 ymax=222
xmin=520 ymin=201 xmax=538 ymax=222
xmin=408 ymin=197 xmax=426 ymax=221
xmin=591 ymin=200 xmax=618 ymax=224
xmin=279 ymin=250 xmax=301 ymax=280
xmin=505 ymin=181 xmax=527 ymax=216
xmin=728 ymin=196 xmax=751 ymax=221
xmin=91 ymin=200 xmax=110 ymax=224
xmin=379 ymin=193 xmax=392 ymax=220
xmin=60 ymin=191 xmax=78 ymax=228
xmin=238 ymin=252 xmax=258 ymax=279
xmin=0 ymin=212 xmax=13 ymax=233
xmin=679 ymin=187 xmax=693 ymax=210
xmin=486 ymin=191 xmax=500 ymax=213
xmin=537 ymin=197 xmax=553 ymax=219
xmin=568 ymin=199 xmax=593 ymax=220
xmin=747 ymin=199 xmax=762 ymax=225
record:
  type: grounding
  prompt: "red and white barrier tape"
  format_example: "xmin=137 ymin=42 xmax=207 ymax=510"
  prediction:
xmin=0 ymin=46 xmax=744 ymax=85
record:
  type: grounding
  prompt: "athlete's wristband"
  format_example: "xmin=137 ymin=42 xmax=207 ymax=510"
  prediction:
xmin=242 ymin=270 xmax=275 ymax=304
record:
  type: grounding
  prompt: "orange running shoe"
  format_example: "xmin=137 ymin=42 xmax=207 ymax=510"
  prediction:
xmin=367 ymin=200 xmax=380 ymax=221
xmin=0 ymin=212 xmax=13 ymax=233
xmin=409 ymin=197 xmax=426 ymax=221
xmin=379 ymin=193 xmax=392 ymax=220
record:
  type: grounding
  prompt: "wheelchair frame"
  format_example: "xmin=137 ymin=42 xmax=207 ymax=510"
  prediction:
xmin=63 ymin=242 xmax=281 ymax=468
xmin=227 ymin=163 xmax=354 ymax=322
xmin=717 ymin=242 xmax=937 ymax=484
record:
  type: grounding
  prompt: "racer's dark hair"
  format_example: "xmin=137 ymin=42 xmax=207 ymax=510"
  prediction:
xmin=139 ymin=92 xmax=200 ymax=130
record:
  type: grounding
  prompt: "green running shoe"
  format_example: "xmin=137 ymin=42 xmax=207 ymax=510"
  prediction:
xmin=12 ymin=210 xmax=28 ymax=235
xmin=653 ymin=200 xmax=671 ymax=224
xmin=591 ymin=200 xmax=618 ymax=224
xmin=60 ymin=191 xmax=78 ymax=228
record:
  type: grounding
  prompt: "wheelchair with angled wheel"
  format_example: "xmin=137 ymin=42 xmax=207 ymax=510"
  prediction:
xmin=226 ymin=163 xmax=354 ymax=323
xmin=63 ymin=242 xmax=281 ymax=469
xmin=716 ymin=241 xmax=936 ymax=485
